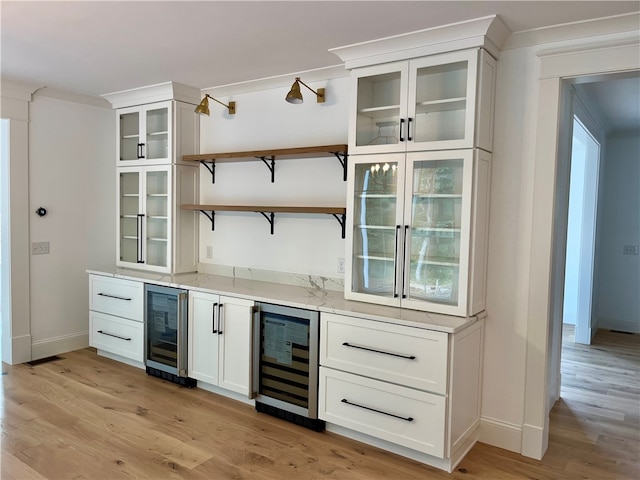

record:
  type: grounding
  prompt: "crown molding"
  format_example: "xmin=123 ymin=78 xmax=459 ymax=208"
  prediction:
xmin=504 ymin=12 xmax=640 ymax=50
xmin=329 ymin=15 xmax=510 ymax=69
xmin=101 ymin=81 xmax=201 ymax=109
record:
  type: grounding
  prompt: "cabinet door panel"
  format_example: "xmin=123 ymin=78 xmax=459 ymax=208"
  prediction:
xmin=403 ymin=151 xmax=473 ymax=315
xmin=349 ymin=62 xmax=409 ymax=155
xmin=188 ymin=291 xmax=219 ymax=384
xmin=218 ymin=296 xmax=254 ymax=395
xmin=345 ymin=155 xmax=405 ymax=306
xmin=90 ymin=311 xmax=144 ymax=362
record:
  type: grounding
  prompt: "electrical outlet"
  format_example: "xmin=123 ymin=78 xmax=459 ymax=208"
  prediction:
xmin=206 ymin=245 xmax=213 ymax=259
xmin=32 ymin=241 xmax=50 ymax=255
xmin=337 ymin=257 xmax=345 ymax=274
xmin=623 ymin=245 xmax=639 ymax=255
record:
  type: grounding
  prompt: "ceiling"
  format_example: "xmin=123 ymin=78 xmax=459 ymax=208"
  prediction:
xmin=1 ymin=1 xmax=639 ymax=131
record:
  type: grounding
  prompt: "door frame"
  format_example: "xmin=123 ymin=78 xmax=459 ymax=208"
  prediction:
xmin=522 ymin=37 xmax=639 ymax=459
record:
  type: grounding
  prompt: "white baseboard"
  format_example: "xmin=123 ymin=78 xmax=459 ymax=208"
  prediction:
xmin=598 ymin=318 xmax=640 ymax=334
xmin=478 ymin=416 xmax=522 ymax=453
xmin=31 ymin=332 xmax=89 ymax=361
xmin=521 ymin=421 xmax=548 ymax=460
xmin=7 ymin=334 xmax=32 ymax=364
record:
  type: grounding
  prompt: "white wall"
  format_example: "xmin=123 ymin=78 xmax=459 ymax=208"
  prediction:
xmin=198 ymin=76 xmax=349 ymax=278
xmin=27 ymin=93 xmax=114 ymax=359
xmin=596 ymin=132 xmax=640 ymax=332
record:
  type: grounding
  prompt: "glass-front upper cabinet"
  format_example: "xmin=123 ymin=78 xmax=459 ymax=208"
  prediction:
xmin=348 ymin=49 xmax=495 ymax=155
xmin=345 ymin=150 xmax=490 ymax=317
xmin=117 ymin=166 xmax=172 ymax=272
xmin=117 ymin=101 xmax=172 ymax=165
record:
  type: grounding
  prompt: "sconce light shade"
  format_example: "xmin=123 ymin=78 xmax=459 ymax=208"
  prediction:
xmin=285 ymin=77 xmax=325 ymax=104
xmin=195 ymin=94 xmax=236 ymax=115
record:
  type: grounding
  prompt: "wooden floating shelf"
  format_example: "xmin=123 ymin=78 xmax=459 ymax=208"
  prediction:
xmin=183 ymin=204 xmax=347 ymax=238
xmin=183 ymin=144 xmax=348 ymax=183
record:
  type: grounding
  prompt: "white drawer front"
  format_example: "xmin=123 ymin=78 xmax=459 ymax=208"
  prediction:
xmin=90 ymin=311 xmax=144 ymax=363
xmin=89 ymin=275 xmax=143 ymax=321
xmin=320 ymin=313 xmax=448 ymax=394
xmin=319 ymin=367 xmax=446 ymax=458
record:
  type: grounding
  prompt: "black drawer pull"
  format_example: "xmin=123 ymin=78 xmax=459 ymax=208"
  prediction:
xmin=97 ymin=293 xmax=132 ymax=301
xmin=342 ymin=342 xmax=416 ymax=360
xmin=341 ymin=398 xmax=413 ymax=422
xmin=97 ymin=330 xmax=132 ymax=341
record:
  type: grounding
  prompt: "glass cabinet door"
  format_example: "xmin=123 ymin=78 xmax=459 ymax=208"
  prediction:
xmin=348 ymin=157 xmax=405 ymax=300
xmin=145 ymin=105 xmax=169 ymax=161
xmin=144 ymin=169 xmax=169 ymax=268
xmin=119 ymin=171 xmax=141 ymax=263
xmin=403 ymin=151 xmax=471 ymax=311
xmin=119 ymin=110 xmax=140 ymax=162
xmin=407 ymin=49 xmax=477 ymax=151
xmin=349 ymin=62 xmax=409 ymax=155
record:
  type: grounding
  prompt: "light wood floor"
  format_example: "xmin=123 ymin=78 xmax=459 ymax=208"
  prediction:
xmin=1 ymin=326 xmax=638 ymax=479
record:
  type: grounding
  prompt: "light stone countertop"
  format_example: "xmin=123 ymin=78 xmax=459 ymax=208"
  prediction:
xmin=87 ymin=267 xmax=480 ymax=334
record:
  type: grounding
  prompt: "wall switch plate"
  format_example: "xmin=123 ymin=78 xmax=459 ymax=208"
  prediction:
xmin=623 ymin=245 xmax=639 ymax=255
xmin=32 ymin=241 xmax=50 ymax=255
xmin=337 ymin=257 xmax=345 ymax=274
xmin=206 ymin=245 xmax=213 ymax=259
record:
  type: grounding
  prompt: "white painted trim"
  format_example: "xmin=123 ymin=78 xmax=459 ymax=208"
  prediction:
xmin=525 ymin=34 xmax=640 ymax=463
xmin=34 ymin=88 xmax=111 ymax=108
xmin=31 ymin=332 xmax=89 ymax=361
xmin=598 ymin=319 xmax=640 ymax=334
xmin=10 ymin=334 xmax=32 ymax=365
xmin=102 ymin=81 xmax=201 ymax=109
xmin=505 ymin=12 xmax=640 ymax=50
xmin=521 ymin=422 xmax=548 ymax=460
xmin=0 ymin=79 xmax=45 ymax=102
xmin=478 ymin=416 xmax=522 ymax=453
xmin=330 ymin=15 xmax=509 ymax=66
xmin=193 ymin=381 xmax=255 ymax=406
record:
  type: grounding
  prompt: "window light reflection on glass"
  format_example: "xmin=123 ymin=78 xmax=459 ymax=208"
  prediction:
xmin=369 ymin=163 xmax=397 ymax=174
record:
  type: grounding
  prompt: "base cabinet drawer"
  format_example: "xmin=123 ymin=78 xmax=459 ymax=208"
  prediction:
xmin=319 ymin=367 xmax=446 ymax=458
xmin=89 ymin=275 xmax=143 ymax=321
xmin=320 ymin=313 xmax=448 ymax=394
xmin=90 ymin=311 xmax=144 ymax=363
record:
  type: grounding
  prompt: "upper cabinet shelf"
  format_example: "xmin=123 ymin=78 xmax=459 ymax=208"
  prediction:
xmin=183 ymin=144 xmax=348 ymax=183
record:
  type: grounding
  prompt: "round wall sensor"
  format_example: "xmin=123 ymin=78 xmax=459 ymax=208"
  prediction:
xmin=35 ymin=207 xmax=47 ymax=217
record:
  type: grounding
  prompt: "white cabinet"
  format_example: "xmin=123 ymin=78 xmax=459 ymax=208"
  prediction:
xmin=117 ymin=101 xmax=172 ymax=165
xmin=345 ymin=149 xmax=490 ymax=317
xmin=319 ymin=312 xmax=485 ymax=472
xmin=105 ymin=83 xmax=201 ymax=274
xmin=348 ymin=49 xmax=496 ymax=155
xmin=117 ymin=164 xmax=198 ymax=273
xmin=188 ymin=290 xmax=254 ymax=396
xmin=88 ymin=274 xmax=144 ymax=366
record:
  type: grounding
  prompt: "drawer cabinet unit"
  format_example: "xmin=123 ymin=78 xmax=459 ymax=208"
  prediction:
xmin=319 ymin=312 xmax=485 ymax=473
xmin=320 ymin=368 xmax=446 ymax=457
xmin=89 ymin=274 xmax=144 ymax=367
xmin=89 ymin=311 xmax=144 ymax=363
xmin=188 ymin=290 xmax=255 ymax=396
xmin=320 ymin=313 xmax=447 ymax=394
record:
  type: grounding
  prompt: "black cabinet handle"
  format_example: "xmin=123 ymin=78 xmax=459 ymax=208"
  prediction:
xmin=407 ymin=117 xmax=413 ymax=142
xmin=137 ymin=143 xmax=143 ymax=159
xmin=393 ymin=225 xmax=400 ymax=298
xmin=212 ymin=303 xmax=218 ymax=333
xmin=137 ymin=214 xmax=145 ymax=263
xmin=218 ymin=304 xmax=224 ymax=335
xmin=97 ymin=293 xmax=132 ymax=301
xmin=97 ymin=330 xmax=132 ymax=341
xmin=399 ymin=118 xmax=405 ymax=142
xmin=342 ymin=342 xmax=416 ymax=360
xmin=402 ymin=225 xmax=409 ymax=298
xmin=341 ymin=399 xmax=413 ymax=422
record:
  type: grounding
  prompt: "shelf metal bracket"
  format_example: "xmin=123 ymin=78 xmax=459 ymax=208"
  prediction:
xmin=331 ymin=213 xmax=346 ymax=239
xmin=199 ymin=210 xmax=215 ymax=230
xmin=200 ymin=160 xmax=216 ymax=184
xmin=258 ymin=211 xmax=275 ymax=235
xmin=257 ymin=155 xmax=276 ymax=183
xmin=332 ymin=151 xmax=348 ymax=181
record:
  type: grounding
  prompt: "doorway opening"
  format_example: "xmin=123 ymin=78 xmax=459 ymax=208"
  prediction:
xmin=562 ymin=115 xmax=600 ymax=345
